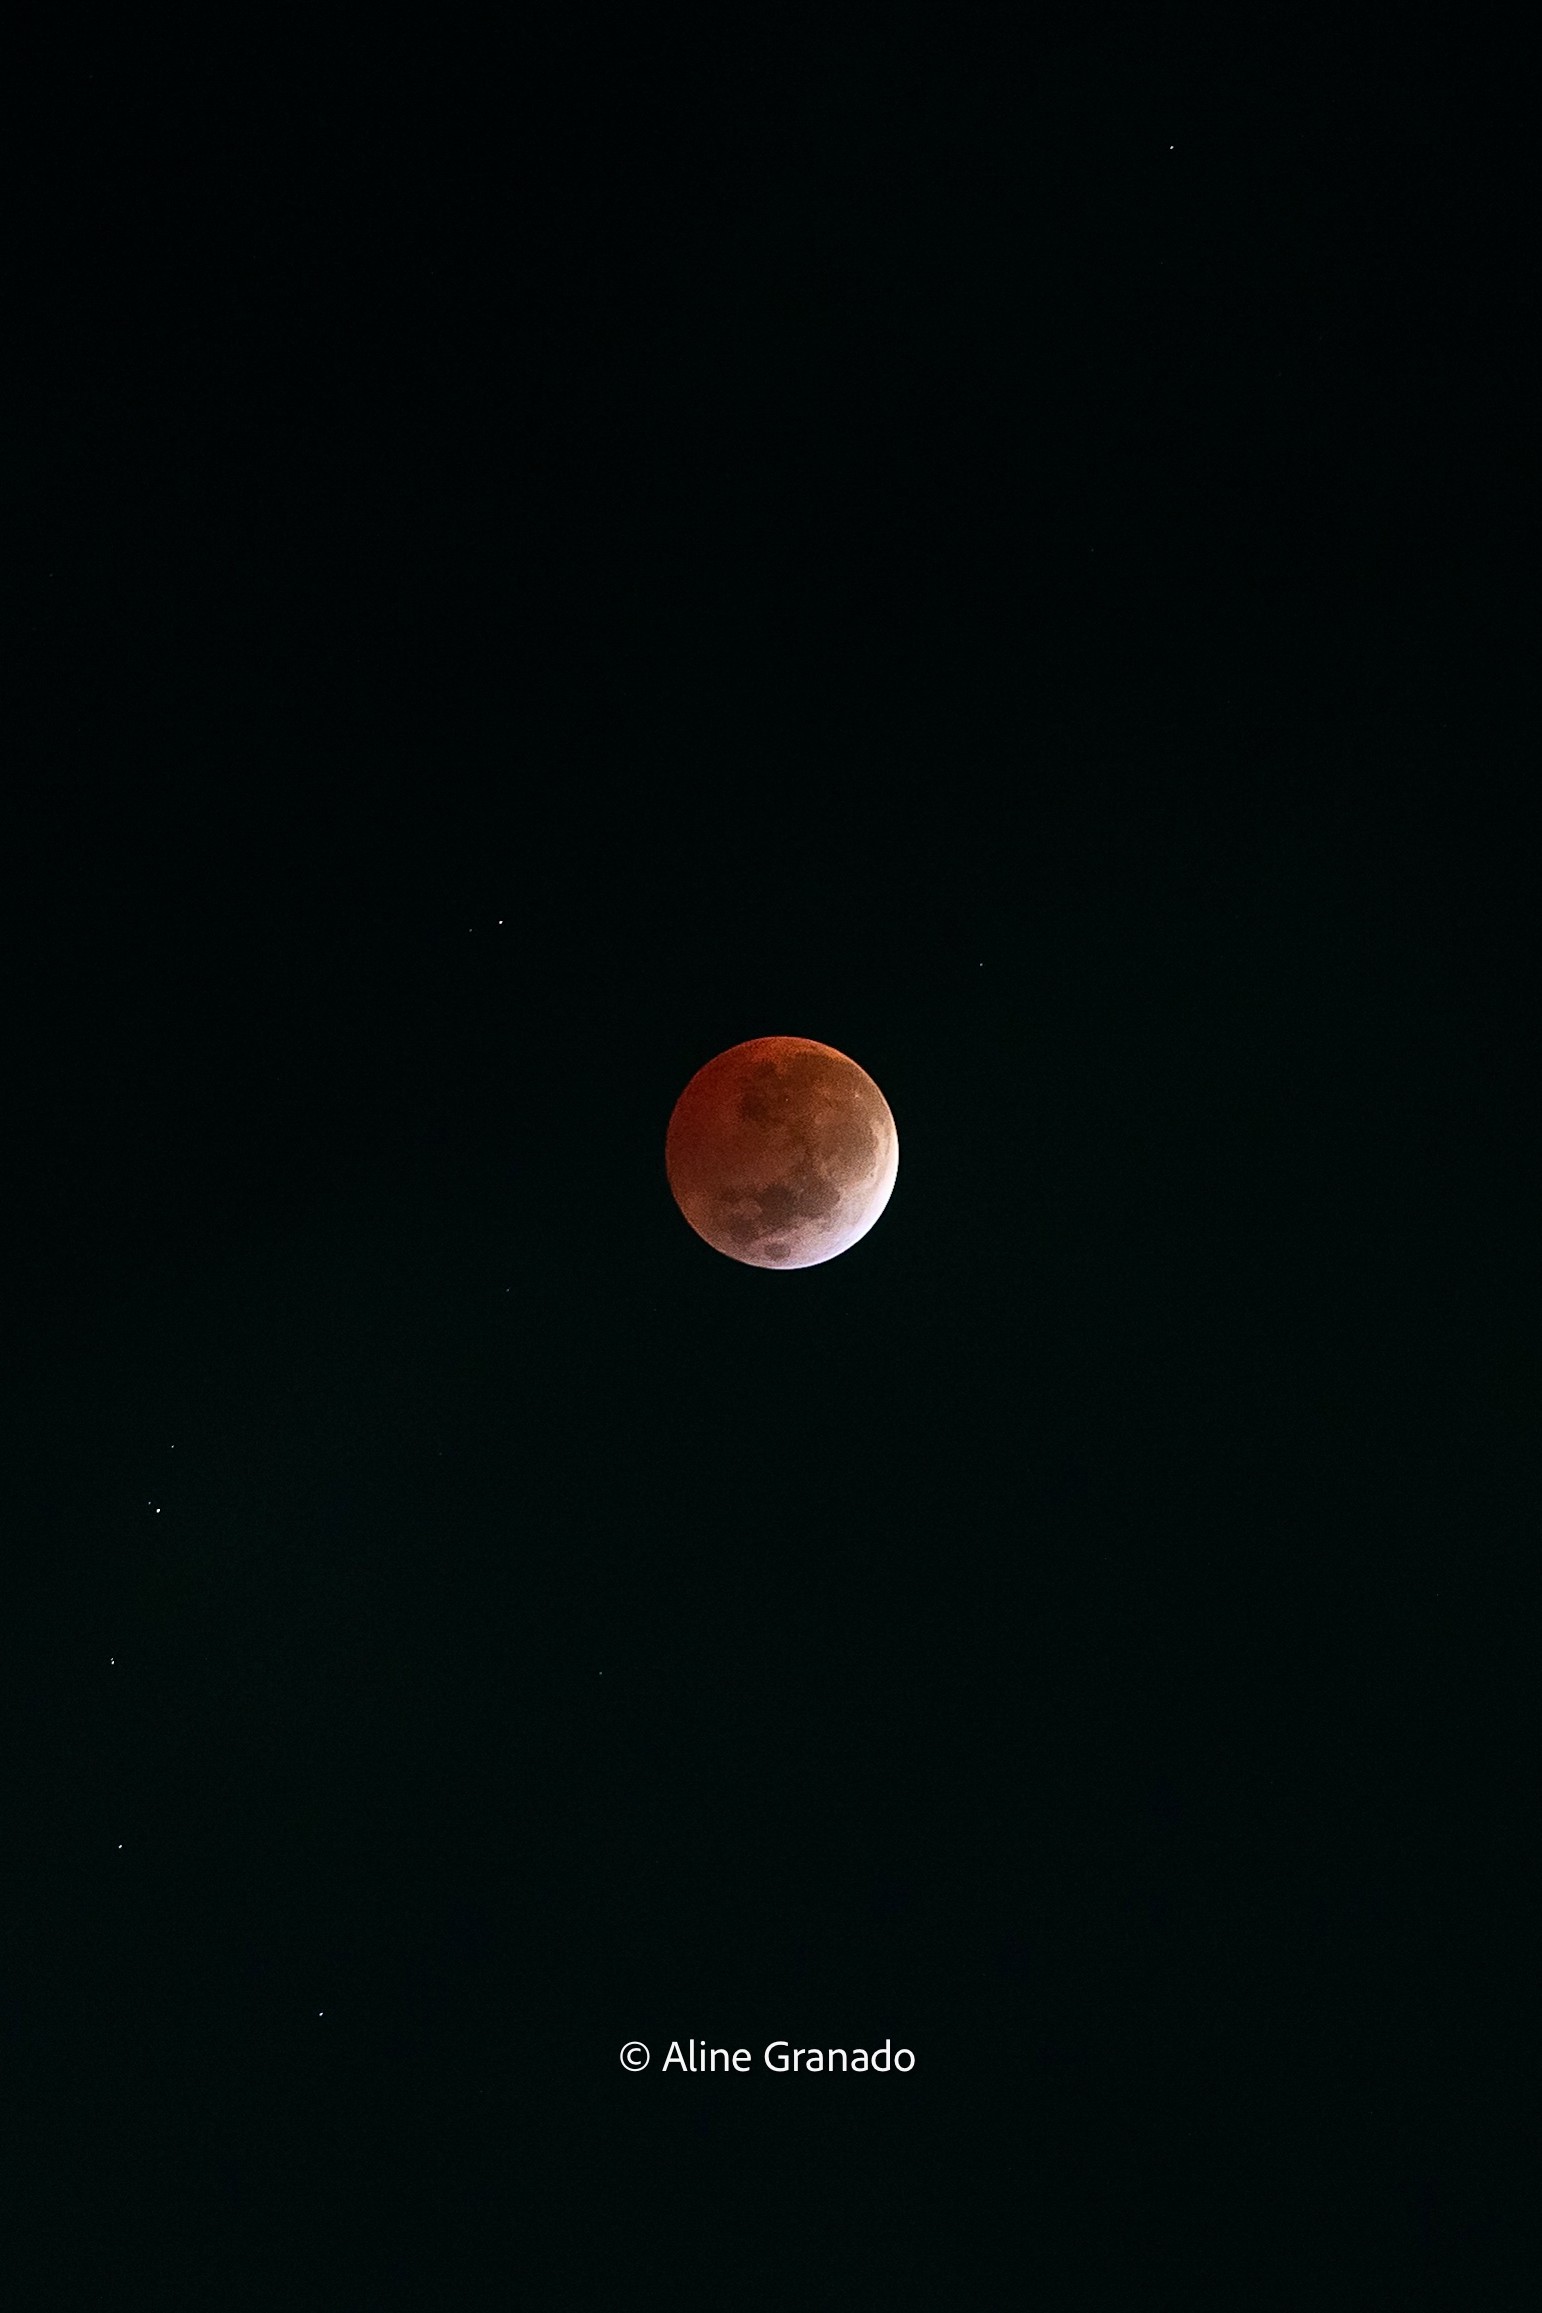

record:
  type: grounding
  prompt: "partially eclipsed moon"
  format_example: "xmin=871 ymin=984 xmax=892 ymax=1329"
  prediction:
xmin=665 ymin=1036 xmax=899 ymax=1269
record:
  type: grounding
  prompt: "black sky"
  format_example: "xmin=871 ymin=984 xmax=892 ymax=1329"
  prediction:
xmin=11 ymin=12 xmax=1532 ymax=2304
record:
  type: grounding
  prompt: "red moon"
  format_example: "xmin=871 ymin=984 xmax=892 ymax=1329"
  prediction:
xmin=665 ymin=1036 xmax=899 ymax=1270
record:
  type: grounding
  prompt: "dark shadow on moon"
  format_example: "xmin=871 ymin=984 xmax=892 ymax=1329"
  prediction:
xmin=718 ymin=1155 xmax=859 ymax=1250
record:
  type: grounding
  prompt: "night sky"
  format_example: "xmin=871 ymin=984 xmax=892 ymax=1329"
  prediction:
xmin=13 ymin=14 xmax=1531 ymax=2303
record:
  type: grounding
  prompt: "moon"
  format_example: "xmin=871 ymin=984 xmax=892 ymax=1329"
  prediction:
xmin=665 ymin=1036 xmax=899 ymax=1269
